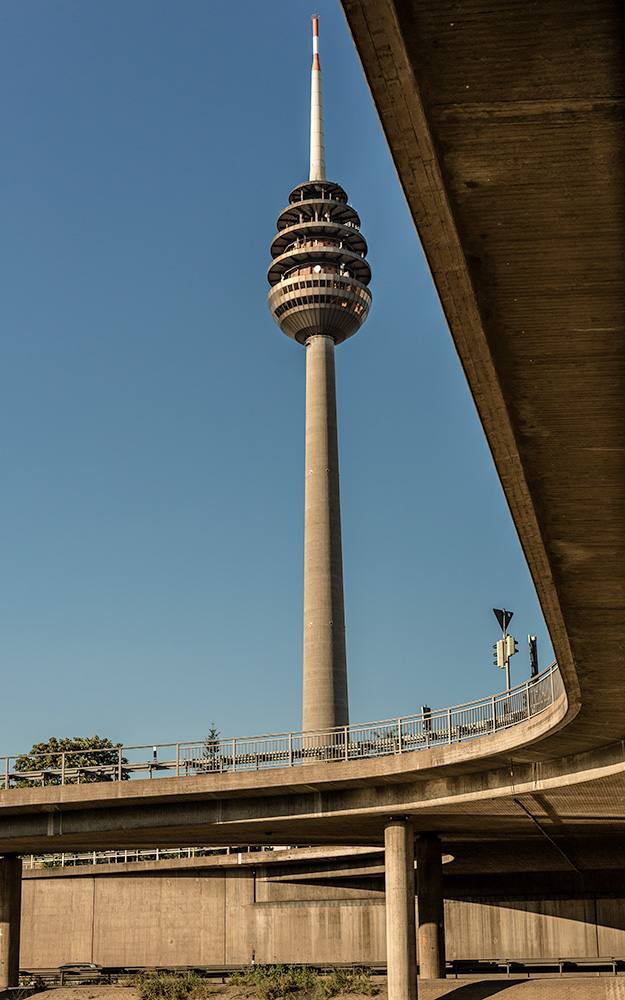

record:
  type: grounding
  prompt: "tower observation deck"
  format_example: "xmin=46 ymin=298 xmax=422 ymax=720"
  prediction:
xmin=267 ymin=18 xmax=372 ymax=733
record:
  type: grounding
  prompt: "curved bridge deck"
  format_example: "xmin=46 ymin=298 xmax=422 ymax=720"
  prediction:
xmin=1 ymin=666 xmax=560 ymax=788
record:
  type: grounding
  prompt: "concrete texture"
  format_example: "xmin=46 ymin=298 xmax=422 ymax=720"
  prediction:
xmin=8 ymin=984 xmax=625 ymax=1000
xmin=17 ymin=850 xmax=625 ymax=971
xmin=19 ymin=864 xmax=383 ymax=969
xmin=21 ymin=875 xmax=94 ymax=966
xmin=384 ymin=820 xmax=417 ymax=1000
xmin=340 ymin=0 xmax=625 ymax=760
xmin=417 ymin=984 xmax=625 ymax=999
xmin=302 ymin=334 xmax=348 ymax=732
xmin=444 ymin=898 xmax=599 ymax=962
xmin=0 ymin=857 xmax=21 ymax=989
xmin=416 ymin=835 xmax=446 ymax=979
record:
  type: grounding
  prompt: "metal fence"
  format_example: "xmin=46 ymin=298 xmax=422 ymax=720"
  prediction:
xmin=22 ymin=845 xmax=284 ymax=869
xmin=2 ymin=663 xmax=562 ymax=789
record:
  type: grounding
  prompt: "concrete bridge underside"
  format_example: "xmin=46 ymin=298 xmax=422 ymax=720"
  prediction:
xmin=340 ymin=0 xmax=625 ymax=759
xmin=1 ymin=709 xmax=625 ymax=859
xmin=1 ymin=0 xmax=624 ymax=993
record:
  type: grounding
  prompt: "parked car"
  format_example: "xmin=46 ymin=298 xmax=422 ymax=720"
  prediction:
xmin=59 ymin=963 xmax=102 ymax=973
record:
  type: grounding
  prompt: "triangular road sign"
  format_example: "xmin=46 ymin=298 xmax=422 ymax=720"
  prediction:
xmin=493 ymin=608 xmax=514 ymax=631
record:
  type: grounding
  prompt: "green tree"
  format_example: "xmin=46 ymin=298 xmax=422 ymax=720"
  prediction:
xmin=202 ymin=722 xmax=221 ymax=770
xmin=13 ymin=735 xmax=128 ymax=786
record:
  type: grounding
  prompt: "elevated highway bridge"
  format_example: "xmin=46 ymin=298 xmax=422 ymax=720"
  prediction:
xmin=1 ymin=0 xmax=623 ymax=995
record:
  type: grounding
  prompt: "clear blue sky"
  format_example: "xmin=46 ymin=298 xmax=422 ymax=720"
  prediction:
xmin=2 ymin=0 xmax=553 ymax=755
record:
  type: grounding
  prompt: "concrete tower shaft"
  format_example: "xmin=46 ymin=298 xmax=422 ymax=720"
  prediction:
xmin=302 ymin=335 xmax=348 ymax=730
xmin=266 ymin=19 xmax=372 ymax=733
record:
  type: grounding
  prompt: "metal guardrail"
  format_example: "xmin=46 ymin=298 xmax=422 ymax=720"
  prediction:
xmin=22 ymin=845 xmax=285 ymax=869
xmin=2 ymin=664 xmax=562 ymax=789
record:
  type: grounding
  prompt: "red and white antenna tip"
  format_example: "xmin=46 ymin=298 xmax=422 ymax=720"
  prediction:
xmin=312 ymin=15 xmax=320 ymax=68
xmin=309 ymin=13 xmax=325 ymax=181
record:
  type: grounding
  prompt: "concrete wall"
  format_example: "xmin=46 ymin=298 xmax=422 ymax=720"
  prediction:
xmin=444 ymin=899 xmax=602 ymax=960
xmin=255 ymin=877 xmax=385 ymax=964
xmin=21 ymin=876 xmax=95 ymax=966
xmin=21 ymin=871 xmax=245 ymax=968
xmin=19 ymin=866 xmax=625 ymax=968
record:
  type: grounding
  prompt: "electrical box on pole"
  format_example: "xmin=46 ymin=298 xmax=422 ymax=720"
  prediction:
xmin=529 ymin=635 xmax=539 ymax=677
xmin=493 ymin=608 xmax=514 ymax=691
xmin=506 ymin=634 xmax=518 ymax=658
xmin=493 ymin=639 xmax=506 ymax=668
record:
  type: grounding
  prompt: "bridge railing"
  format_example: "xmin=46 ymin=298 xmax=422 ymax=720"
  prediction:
xmin=1 ymin=663 xmax=562 ymax=788
xmin=22 ymin=845 xmax=286 ymax=869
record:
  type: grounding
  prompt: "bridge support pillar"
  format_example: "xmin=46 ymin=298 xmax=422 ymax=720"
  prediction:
xmin=0 ymin=855 xmax=22 ymax=989
xmin=384 ymin=818 xmax=417 ymax=1000
xmin=416 ymin=833 xmax=446 ymax=978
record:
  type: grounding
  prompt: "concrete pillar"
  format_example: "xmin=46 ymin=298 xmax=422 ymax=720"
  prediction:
xmin=384 ymin=819 xmax=417 ymax=1000
xmin=415 ymin=833 xmax=446 ymax=979
xmin=302 ymin=334 xmax=348 ymax=733
xmin=0 ymin=855 xmax=22 ymax=989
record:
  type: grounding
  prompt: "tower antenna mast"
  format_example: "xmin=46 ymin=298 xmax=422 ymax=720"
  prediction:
xmin=310 ymin=15 xmax=326 ymax=181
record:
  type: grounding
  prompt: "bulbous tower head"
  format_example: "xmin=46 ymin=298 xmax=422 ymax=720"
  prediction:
xmin=267 ymin=19 xmax=372 ymax=346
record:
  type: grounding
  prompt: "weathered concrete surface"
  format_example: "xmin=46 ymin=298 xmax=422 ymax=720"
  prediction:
xmin=417 ymin=983 xmax=625 ymax=1000
xmin=9 ymin=983 xmax=625 ymax=1000
xmin=340 ymin=0 xmax=625 ymax=759
xmin=20 ymin=863 xmax=381 ymax=969
xmin=384 ymin=820 xmax=417 ymax=1000
xmin=17 ymin=848 xmax=625 ymax=969
xmin=21 ymin=875 xmax=95 ymax=966
xmin=416 ymin=835 xmax=445 ymax=980
xmin=303 ymin=334 xmax=349 ymax=732
xmin=0 ymin=857 xmax=21 ymax=989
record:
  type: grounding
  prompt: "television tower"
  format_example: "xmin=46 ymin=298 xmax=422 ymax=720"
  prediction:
xmin=267 ymin=17 xmax=372 ymax=732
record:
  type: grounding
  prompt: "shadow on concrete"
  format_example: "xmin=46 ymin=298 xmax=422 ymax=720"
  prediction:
xmin=424 ymin=983 xmax=527 ymax=999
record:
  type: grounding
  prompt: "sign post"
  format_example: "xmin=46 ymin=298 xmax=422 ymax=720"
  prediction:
xmin=493 ymin=608 xmax=516 ymax=692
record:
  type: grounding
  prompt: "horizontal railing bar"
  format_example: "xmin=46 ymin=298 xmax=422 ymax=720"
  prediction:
xmin=22 ymin=844 xmax=289 ymax=868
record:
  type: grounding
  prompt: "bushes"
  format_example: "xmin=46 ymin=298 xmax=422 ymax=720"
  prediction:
xmin=135 ymin=966 xmax=378 ymax=1000
xmin=315 ymin=968 xmax=377 ymax=998
xmin=135 ymin=972 xmax=215 ymax=1000
xmin=232 ymin=964 xmax=316 ymax=999
xmin=232 ymin=964 xmax=378 ymax=999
